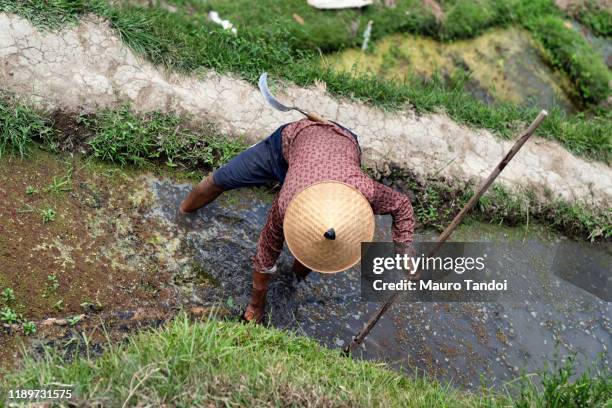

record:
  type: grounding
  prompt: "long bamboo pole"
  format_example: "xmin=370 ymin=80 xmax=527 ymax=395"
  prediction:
xmin=344 ymin=110 xmax=548 ymax=355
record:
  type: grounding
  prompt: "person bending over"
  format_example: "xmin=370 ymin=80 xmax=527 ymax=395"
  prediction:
xmin=180 ymin=119 xmax=415 ymax=323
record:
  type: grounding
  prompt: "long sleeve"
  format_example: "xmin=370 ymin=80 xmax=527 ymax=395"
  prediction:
xmin=252 ymin=195 xmax=285 ymax=273
xmin=371 ymin=181 xmax=415 ymax=243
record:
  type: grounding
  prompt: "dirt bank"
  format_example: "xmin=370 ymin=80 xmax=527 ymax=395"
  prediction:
xmin=0 ymin=13 xmax=610 ymax=209
xmin=0 ymin=151 xmax=178 ymax=365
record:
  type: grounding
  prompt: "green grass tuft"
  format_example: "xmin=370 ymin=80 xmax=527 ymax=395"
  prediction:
xmin=578 ymin=8 xmax=612 ymax=37
xmin=511 ymin=355 xmax=612 ymax=408
xmin=385 ymin=168 xmax=611 ymax=241
xmin=526 ymin=15 xmax=611 ymax=105
xmin=441 ymin=0 xmax=498 ymax=39
xmin=0 ymin=97 xmax=54 ymax=158
xmin=81 ymin=105 xmax=247 ymax=168
xmin=563 ymin=0 xmax=612 ymax=37
xmin=477 ymin=184 xmax=612 ymax=241
xmin=0 ymin=0 xmax=89 ymax=27
xmin=0 ymin=315 xmax=482 ymax=406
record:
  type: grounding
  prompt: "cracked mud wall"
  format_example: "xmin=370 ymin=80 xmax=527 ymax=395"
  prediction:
xmin=0 ymin=13 xmax=610 ymax=208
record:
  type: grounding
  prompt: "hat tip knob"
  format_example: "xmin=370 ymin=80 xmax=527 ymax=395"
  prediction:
xmin=324 ymin=228 xmax=336 ymax=240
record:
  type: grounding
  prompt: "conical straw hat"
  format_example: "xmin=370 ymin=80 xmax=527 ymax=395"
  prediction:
xmin=284 ymin=181 xmax=375 ymax=273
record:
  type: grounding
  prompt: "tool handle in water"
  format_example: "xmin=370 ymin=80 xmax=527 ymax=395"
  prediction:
xmin=343 ymin=109 xmax=549 ymax=355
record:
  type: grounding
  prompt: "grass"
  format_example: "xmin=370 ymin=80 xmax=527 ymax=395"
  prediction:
xmin=46 ymin=275 xmax=60 ymax=295
xmin=25 ymin=185 xmax=38 ymax=195
xmin=203 ymin=0 xmax=437 ymax=51
xmin=0 ymin=288 xmax=35 ymax=336
xmin=199 ymin=0 xmax=610 ymax=107
xmin=40 ymin=208 xmax=56 ymax=224
xmin=1 ymin=288 xmax=15 ymax=304
xmin=83 ymin=105 xmax=247 ymax=168
xmin=440 ymin=0 xmax=499 ymax=39
xmin=0 ymin=0 xmax=610 ymax=162
xmin=0 ymin=307 xmax=18 ymax=324
xmin=578 ymin=8 xmax=612 ymax=37
xmin=477 ymin=185 xmax=612 ymax=241
xmin=67 ymin=315 xmax=82 ymax=326
xmin=0 ymin=98 xmax=246 ymax=170
xmin=45 ymin=174 xmax=72 ymax=193
xmin=0 ymin=96 xmax=54 ymax=158
xmin=0 ymin=289 xmax=37 ymax=333
xmin=384 ymin=168 xmax=611 ymax=241
xmin=1 ymin=314 xmax=610 ymax=406
xmin=526 ymin=15 xmax=610 ymax=104
xmin=22 ymin=321 xmax=36 ymax=336
xmin=509 ymin=355 xmax=612 ymax=407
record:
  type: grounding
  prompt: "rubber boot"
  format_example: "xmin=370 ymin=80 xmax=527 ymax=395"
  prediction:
xmin=293 ymin=259 xmax=311 ymax=282
xmin=243 ymin=271 xmax=271 ymax=323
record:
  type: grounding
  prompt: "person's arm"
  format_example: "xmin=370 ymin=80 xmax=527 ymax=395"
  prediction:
xmin=371 ymin=181 xmax=415 ymax=244
xmin=371 ymin=181 xmax=418 ymax=278
xmin=244 ymin=196 xmax=285 ymax=323
xmin=252 ymin=195 xmax=285 ymax=273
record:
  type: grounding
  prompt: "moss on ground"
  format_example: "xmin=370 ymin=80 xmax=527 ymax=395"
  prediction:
xmin=325 ymin=27 xmax=577 ymax=110
xmin=0 ymin=147 xmax=180 ymax=324
xmin=0 ymin=0 xmax=610 ymax=162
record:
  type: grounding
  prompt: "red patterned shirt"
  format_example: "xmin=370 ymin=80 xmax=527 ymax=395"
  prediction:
xmin=253 ymin=119 xmax=415 ymax=273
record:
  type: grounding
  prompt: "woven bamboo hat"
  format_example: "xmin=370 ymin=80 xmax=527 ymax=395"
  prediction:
xmin=283 ymin=181 xmax=375 ymax=273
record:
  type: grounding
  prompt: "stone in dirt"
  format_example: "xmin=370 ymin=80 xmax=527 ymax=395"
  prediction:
xmin=422 ymin=0 xmax=444 ymax=23
xmin=307 ymin=0 xmax=373 ymax=9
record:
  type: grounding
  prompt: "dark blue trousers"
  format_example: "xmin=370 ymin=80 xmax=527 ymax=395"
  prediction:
xmin=213 ymin=123 xmax=359 ymax=190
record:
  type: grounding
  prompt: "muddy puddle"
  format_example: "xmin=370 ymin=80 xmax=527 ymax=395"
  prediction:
xmin=323 ymin=27 xmax=579 ymax=112
xmin=1 ymin=154 xmax=609 ymax=389
xmin=150 ymin=178 xmax=610 ymax=389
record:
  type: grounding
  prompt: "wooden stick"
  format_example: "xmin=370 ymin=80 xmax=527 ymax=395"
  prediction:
xmin=344 ymin=110 xmax=548 ymax=355
xmin=298 ymin=108 xmax=333 ymax=125
xmin=305 ymin=111 xmax=329 ymax=124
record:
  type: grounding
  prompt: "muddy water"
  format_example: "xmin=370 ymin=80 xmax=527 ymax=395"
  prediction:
xmin=323 ymin=27 xmax=578 ymax=112
xmin=150 ymin=179 xmax=610 ymax=389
